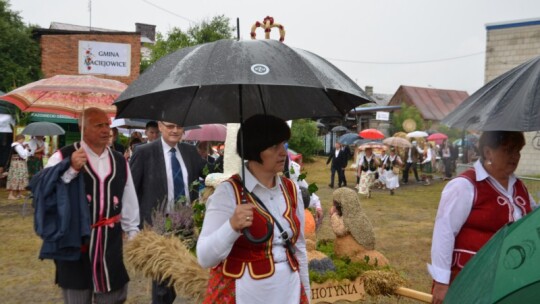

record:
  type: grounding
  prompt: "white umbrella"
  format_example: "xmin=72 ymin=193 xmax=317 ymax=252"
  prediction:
xmin=406 ymin=131 xmax=429 ymax=138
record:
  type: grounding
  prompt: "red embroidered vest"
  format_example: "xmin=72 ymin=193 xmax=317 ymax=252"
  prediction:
xmin=221 ymin=174 xmax=301 ymax=280
xmin=450 ymin=169 xmax=531 ymax=282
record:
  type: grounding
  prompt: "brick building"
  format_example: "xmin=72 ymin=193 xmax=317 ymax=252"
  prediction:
xmin=484 ymin=18 xmax=540 ymax=175
xmin=32 ymin=22 xmax=156 ymax=84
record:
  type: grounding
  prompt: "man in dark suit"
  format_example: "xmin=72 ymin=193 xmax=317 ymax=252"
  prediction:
xmin=129 ymin=120 xmax=206 ymax=304
xmin=326 ymin=142 xmax=348 ymax=188
xmin=402 ymin=140 xmax=421 ymax=184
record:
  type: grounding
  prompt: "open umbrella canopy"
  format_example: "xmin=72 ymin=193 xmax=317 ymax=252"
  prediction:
xmin=427 ymin=132 xmax=448 ymax=141
xmin=383 ymin=136 xmax=412 ymax=148
xmin=357 ymin=141 xmax=385 ymax=150
xmin=338 ymin=133 xmax=361 ymax=145
xmin=331 ymin=125 xmax=349 ymax=132
xmin=427 ymin=132 xmax=448 ymax=145
xmin=183 ymin=124 xmax=227 ymax=142
xmin=114 ymin=39 xmax=372 ymax=125
xmin=442 ymin=55 xmax=540 ymax=131
xmin=21 ymin=122 xmax=65 ymax=136
xmin=0 ymin=75 xmax=126 ymax=118
xmin=406 ymin=131 xmax=429 ymax=138
xmin=110 ymin=118 xmax=151 ymax=129
xmin=445 ymin=207 xmax=540 ymax=303
xmin=359 ymin=128 xmax=385 ymax=140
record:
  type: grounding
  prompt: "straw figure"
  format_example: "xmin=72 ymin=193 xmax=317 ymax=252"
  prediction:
xmin=330 ymin=187 xmax=389 ymax=266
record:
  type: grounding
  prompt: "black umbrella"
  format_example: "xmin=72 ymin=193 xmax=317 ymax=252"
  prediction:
xmin=21 ymin=122 xmax=65 ymax=136
xmin=115 ymin=39 xmax=372 ymax=125
xmin=331 ymin=125 xmax=349 ymax=132
xmin=338 ymin=133 xmax=360 ymax=145
xmin=442 ymin=55 xmax=540 ymax=131
xmin=114 ymin=39 xmax=372 ymax=243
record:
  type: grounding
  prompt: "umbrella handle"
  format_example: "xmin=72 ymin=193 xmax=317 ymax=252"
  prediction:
xmin=242 ymin=223 xmax=273 ymax=244
xmin=240 ymin=185 xmax=273 ymax=244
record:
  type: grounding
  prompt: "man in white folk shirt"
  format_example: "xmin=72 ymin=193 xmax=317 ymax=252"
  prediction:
xmin=37 ymin=107 xmax=139 ymax=304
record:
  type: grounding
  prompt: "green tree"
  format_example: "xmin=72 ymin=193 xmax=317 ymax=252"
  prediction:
xmin=141 ymin=15 xmax=235 ymax=72
xmin=289 ymin=119 xmax=323 ymax=161
xmin=390 ymin=103 xmax=425 ymax=134
xmin=0 ymin=0 xmax=41 ymax=92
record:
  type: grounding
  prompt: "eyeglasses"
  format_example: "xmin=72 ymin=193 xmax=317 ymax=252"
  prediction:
xmin=160 ymin=122 xmax=183 ymax=131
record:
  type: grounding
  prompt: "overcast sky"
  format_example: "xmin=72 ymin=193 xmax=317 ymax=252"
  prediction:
xmin=8 ymin=0 xmax=540 ymax=95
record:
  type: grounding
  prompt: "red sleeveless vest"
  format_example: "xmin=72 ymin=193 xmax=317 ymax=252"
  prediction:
xmin=221 ymin=174 xmax=300 ymax=279
xmin=450 ymin=169 xmax=531 ymax=282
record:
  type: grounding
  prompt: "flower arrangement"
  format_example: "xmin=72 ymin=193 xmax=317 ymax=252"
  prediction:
xmin=150 ymin=198 xmax=196 ymax=250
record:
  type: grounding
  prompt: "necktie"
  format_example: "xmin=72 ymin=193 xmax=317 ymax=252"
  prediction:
xmin=170 ymin=148 xmax=185 ymax=202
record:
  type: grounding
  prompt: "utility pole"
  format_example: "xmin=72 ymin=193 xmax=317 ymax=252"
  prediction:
xmin=88 ymin=0 xmax=92 ymax=31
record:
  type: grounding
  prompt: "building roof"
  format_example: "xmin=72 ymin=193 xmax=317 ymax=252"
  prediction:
xmin=370 ymin=92 xmax=393 ymax=105
xmin=50 ymin=22 xmax=119 ymax=32
xmin=388 ymin=85 xmax=469 ymax=121
xmin=486 ymin=18 xmax=540 ymax=30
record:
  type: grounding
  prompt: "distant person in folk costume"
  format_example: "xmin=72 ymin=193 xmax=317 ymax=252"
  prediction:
xmin=6 ymin=134 xmax=30 ymax=200
xmin=27 ymin=135 xmax=46 ymax=178
xmin=382 ymin=146 xmax=402 ymax=195
xmin=357 ymin=147 xmax=380 ymax=198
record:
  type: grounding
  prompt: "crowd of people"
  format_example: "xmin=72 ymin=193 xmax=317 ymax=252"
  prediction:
xmin=5 ymin=115 xmax=537 ymax=304
xmin=326 ymin=137 xmax=460 ymax=198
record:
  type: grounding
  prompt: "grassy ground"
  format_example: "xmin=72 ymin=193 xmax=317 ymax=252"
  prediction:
xmin=0 ymin=156 xmax=445 ymax=303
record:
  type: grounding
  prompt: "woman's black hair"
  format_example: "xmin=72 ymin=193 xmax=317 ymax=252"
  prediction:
xmin=478 ymin=131 xmax=525 ymax=161
xmin=237 ymin=114 xmax=291 ymax=163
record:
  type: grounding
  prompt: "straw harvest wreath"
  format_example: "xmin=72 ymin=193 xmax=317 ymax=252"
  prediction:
xmin=250 ymin=16 xmax=286 ymax=42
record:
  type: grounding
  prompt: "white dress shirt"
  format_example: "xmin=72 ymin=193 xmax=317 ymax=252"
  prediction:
xmin=428 ymin=160 xmax=537 ymax=284
xmin=47 ymin=141 xmax=140 ymax=238
xmin=197 ymin=165 xmax=310 ymax=303
xmin=160 ymin=138 xmax=191 ymax=209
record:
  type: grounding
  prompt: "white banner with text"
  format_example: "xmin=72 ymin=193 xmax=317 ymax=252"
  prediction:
xmin=78 ymin=41 xmax=131 ymax=76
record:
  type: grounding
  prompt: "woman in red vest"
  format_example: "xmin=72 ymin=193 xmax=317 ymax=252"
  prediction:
xmin=429 ymin=131 xmax=537 ymax=304
xmin=196 ymin=114 xmax=310 ymax=304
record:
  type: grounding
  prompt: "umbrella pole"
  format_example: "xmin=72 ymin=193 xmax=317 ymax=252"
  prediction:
xmin=237 ymin=84 xmax=272 ymax=244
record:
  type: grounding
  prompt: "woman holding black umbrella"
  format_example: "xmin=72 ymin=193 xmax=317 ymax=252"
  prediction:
xmin=429 ymin=131 xmax=537 ymax=303
xmin=196 ymin=114 xmax=309 ymax=304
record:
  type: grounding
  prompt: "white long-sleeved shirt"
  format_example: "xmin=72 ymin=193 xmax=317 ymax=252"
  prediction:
xmin=197 ymin=165 xmax=310 ymax=303
xmin=421 ymin=148 xmax=432 ymax=164
xmin=28 ymin=138 xmax=46 ymax=156
xmin=47 ymin=141 xmax=140 ymax=238
xmin=428 ymin=160 xmax=537 ymax=284
xmin=11 ymin=142 xmax=30 ymax=160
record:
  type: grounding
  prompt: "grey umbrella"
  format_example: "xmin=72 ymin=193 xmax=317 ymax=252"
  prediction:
xmin=22 ymin=122 xmax=65 ymax=136
xmin=114 ymin=39 xmax=372 ymax=125
xmin=442 ymin=55 xmax=540 ymax=131
xmin=338 ymin=133 xmax=360 ymax=145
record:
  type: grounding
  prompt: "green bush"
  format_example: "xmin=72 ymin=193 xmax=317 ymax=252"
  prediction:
xmin=289 ymin=119 xmax=323 ymax=162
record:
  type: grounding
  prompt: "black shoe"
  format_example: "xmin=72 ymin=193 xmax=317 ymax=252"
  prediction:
xmin=390 ymin=189 xmax=394 ymax=195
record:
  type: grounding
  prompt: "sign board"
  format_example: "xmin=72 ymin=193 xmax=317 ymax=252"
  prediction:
xmin=311 ymin=277 xmax=365 ymax=303
xmin=375 ymin=111 xmax=390 ymax=121
xmin=79 ymin=41 xmax=131 ymax=76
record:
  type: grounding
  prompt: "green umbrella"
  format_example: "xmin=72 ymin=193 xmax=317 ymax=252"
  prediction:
xmin=445 ymin=207 xmax=540 ymax=303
